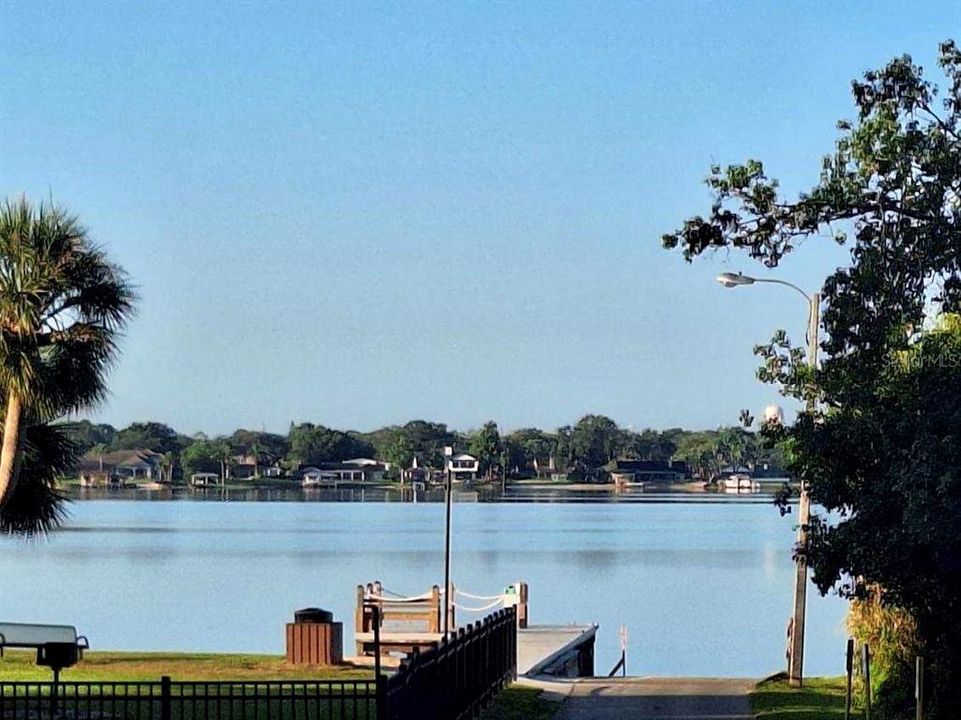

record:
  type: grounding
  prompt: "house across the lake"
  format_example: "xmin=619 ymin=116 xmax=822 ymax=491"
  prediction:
xmin=446 ymin=453 xmax=479 ymax=483
xmin=77 ymin=448 xmax=164 ymax=488
xmin=301 ymin=459 xmax=391 ymax=487
xmin=533 ymin=456 xmax=565 ymax=481
xmin=609 ymin=459 xmax=687 ymax=485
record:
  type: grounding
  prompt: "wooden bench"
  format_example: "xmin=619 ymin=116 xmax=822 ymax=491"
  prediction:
xmin=355 ymin=582 xmax=453 ymax=656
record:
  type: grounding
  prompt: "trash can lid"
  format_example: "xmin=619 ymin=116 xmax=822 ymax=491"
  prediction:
xmin=294 ymin=608 xmax=334 ymax=623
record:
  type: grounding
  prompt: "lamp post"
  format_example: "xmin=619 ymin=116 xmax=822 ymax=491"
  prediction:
xmin=716 ymin=271 xmax=820 ymax=689
xmin=442 ymin=445 xmax=454 ymax=638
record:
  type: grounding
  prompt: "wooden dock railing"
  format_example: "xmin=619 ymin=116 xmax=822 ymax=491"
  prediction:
xmin=355 ymin=582 xmax=453 ymax=657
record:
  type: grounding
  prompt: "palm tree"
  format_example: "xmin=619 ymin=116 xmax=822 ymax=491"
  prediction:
xmin=0 ymin=197 xmax=135 ymax=533
xmin=249 ymin=442 xmax=263 ymax=479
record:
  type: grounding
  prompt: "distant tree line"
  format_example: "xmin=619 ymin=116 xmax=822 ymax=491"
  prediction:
xmin=59 ymin=415 xmax=786 ymax=484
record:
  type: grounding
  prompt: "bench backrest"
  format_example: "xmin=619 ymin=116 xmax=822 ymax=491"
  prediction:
xmin=356 ymin=583 xmax=447 ymax=634
xmin=0 ymin=623 xmax=79 ymax=648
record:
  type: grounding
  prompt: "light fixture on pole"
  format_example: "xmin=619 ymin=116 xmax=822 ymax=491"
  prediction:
xmin=717 ymin=270 xmax=820 ymax=689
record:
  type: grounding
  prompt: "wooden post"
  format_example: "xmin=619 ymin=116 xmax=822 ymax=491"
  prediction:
xmin=916 ymin=656 xmax=924 ymax=720
xmin=355 ymin=586 xmax=366 ymax=632
xmin=517 ymin=581 xmax=529 ymax=629
xmin=448 ymin=582 xmax=456 ymax=632
xmin=845 ymin=638 xmax=854 ymax=720
xmin=862 ymin=644 xmax=872 ymax=720
xmin=430 ymin=585 xmax=441 ymax=633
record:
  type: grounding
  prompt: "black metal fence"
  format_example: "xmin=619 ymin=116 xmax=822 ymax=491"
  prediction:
xmin=0 ymin=679 xmax=377 ymax=719
xmin=0 ymin=608 xmax=516 ymax=720
xmin=384 ymin=606 xmax=517 ymax=720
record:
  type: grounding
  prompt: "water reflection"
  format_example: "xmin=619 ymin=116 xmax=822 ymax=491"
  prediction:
xmin=0 ymin=499 xmax=845 ymax=678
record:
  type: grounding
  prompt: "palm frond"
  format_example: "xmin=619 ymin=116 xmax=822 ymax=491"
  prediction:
xmin=0 ymin=422 xmax=76 ymax=537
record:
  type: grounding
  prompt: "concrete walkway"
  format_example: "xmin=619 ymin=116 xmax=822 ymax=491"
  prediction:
xmin=547 ymin=677 xmax=755 ymax=720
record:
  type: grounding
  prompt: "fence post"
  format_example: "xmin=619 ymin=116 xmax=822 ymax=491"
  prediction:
xmin=915 ymin=656 xmax=924 ymax=720
xmin=844 ymin=638 xmax=854 ymax=720
xmin=862 ymin=644 xmax=872 ymax=720
xmin=376 ymin=673 xmax=387 ymax=720
xmin=160 ymin=675 xmax=172 ymax=720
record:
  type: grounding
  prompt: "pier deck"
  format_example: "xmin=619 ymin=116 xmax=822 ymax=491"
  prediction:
xmin=347 ymin=624 xmax=597 ymax=676
xmin=518 ymin=624 xmax=597 ymax=677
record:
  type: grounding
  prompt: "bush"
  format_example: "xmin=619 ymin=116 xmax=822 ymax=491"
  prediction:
xmin=847 ymin=587 xmax=918 ymax=719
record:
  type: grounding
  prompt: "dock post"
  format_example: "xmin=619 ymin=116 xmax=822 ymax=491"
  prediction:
xmin=355 ymin=585 xmax=367 ymax=656
xmin=430 ymin=585 xmax=441 ymax=633
xmin=517 ymin=581 xmax=529 ymax=629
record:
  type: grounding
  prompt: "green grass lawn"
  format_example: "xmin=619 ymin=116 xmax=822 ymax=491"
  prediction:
xmin=479 ymin=685 xmax=562 ymax=720
xmin=752 ymin=674 xmax=850 ymax=719
xmin=0 ymin=649 xmax=371 ymax=681
xmin=0 ymin=652 xmax=375 ymax=720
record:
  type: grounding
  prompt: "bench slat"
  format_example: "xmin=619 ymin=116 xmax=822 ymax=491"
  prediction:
xmin=0 ymin=622 xmax=78 ymax=647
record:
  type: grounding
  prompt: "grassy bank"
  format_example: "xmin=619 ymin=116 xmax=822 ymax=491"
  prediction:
xmin=0 ymin=650 xmax=371 ymax=682
xmin=479 ymin=686 xmax=561 ymax=720
xmin=751 ymin=675 xmax=849 ymax=719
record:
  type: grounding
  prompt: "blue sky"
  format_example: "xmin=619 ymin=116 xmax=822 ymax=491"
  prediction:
xmin=1 ymin=1 xmax=958 ymax=436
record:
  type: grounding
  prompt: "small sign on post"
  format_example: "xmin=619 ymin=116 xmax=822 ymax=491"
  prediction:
xmin=619 ymin=626 xmax=628 ymax=677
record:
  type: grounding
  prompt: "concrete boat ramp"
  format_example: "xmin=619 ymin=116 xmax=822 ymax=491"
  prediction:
xmin=522 ymin=677 xmax=754 ymax=720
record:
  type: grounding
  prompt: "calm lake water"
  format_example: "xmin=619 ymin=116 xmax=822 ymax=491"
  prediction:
xmin=0 ymin=498 xmax=848 ymax=677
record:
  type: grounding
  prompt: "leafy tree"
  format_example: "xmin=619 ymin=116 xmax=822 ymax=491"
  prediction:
xmin=57 ymin=420 xmax=116 ymax=454
xmin=287 ymin=423 xmax=374 ymax=466
xmin=505 ymin=428 xmax=555 ymax=471
xmin=0 ymin=198 xmax=135 ymax=532
xmin=664 ymin=41 xmax=961 ymax=715
xmin=230 ymin=429 xmax=289 ymax=472
xmin=554 ymin=426 xmax=573 ymax=470
xmin=111 ymin=422 xmax=185 ymax=454
xmin=181 ymin=440 xmax=222 ymax=477
xmin=381 ymin=428 xmax=415 ymax=476
xmin=674 ymin=432 xmax=722 ymax=481
xmin=468 ymin=421 xmax=501 ymax=479
xmin=394 ymin=420 xmax=456 ymax=468
xmin=570 ymin=415 xmax=619 ymax=472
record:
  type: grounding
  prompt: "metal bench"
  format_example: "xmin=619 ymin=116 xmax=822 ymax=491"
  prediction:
xmin=0 ymin=622 xmax=89 ymax=680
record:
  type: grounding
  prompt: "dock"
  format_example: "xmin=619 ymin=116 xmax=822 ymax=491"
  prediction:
xmin=350 ymin=580 xmax=598 ymax=678
xmin=518 ymin=625 xmax=597 ymax=677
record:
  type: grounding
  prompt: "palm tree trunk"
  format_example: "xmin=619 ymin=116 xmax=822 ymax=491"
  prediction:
xmin=0 ymin=389 xmax=24 ymax=509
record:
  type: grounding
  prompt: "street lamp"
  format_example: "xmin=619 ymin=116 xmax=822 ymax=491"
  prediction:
xmin=716 ymin=271 xmax=820 ymax=689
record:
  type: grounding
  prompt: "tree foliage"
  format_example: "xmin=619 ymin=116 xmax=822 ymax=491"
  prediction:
xmin=110 ymin=422 xmax=186 ymax=454
xmin=0 ymin=197 xmax=136 ymax=534
xmin=664 ymin=41 xmax=961 ymax=716
xmin=287 ymin=423 xmax=374 ymax=466
xmin=468 ymin=421 xmax=501 ymax=478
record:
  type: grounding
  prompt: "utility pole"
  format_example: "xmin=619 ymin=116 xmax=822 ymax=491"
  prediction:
xmin=715 ymin=273 xmax=820 ymax=689
xmin=788 ymin=291 xmax=820 ymax=688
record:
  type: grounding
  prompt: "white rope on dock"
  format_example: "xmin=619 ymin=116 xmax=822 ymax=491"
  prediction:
xmin=365 ymin=590 xmax=436 ymax=603
xmin=455 ymin=589 xmax=504 ymax=602
xmin=453 ymin=598 xmax=505 ymax=612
